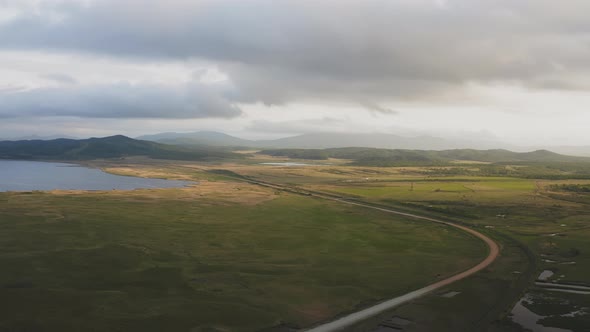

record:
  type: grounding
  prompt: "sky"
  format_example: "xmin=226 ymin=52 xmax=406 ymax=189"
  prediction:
xmin=0 ymin=0 xmax=590 ymax=146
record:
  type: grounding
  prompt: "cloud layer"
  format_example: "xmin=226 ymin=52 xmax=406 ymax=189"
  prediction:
xmin=0 ymin=81 xmax=241 ymax=119
xmin=1 ymin=0 xmax=590 ymax=144
xmin=2 ymin=0 xmax=590 ymax=107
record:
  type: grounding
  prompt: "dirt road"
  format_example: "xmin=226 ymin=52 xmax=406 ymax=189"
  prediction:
xmin=303 ymin=198 xmax=500 ymax=332
xmin=206 ymin=173 xmax=500 ymax=332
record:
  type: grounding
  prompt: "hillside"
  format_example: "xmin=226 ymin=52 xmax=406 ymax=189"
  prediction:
xmin=137 ymin=131 xmax=255 ymax=147
xmin=137 ymin=131 xmax=507 ymax=150
xmin=260 ymin=147 xmax=590 ymax=166
xmin=0 ymin=135 xmax=239 ymax=161
xmin=257 ymin=133 xmax=467 ymax=150
xmin=137 ymin=131 xmax=590 ymax=157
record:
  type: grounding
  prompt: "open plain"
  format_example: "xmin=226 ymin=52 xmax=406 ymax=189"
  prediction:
xmin=0 ymin=153 xmax=589 ymax=331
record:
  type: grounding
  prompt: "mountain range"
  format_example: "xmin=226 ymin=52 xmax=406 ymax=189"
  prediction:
xmin=136 ymin=131 xmax=590 ymax=156
xmin=137 ymin=131 xmax=507 ymax=149
xmin=1 ymin=134 xmax=589 ymax=166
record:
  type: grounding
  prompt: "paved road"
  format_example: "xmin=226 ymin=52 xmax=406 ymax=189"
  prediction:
xmin=301 ymin=197 xmax=500 ymax=332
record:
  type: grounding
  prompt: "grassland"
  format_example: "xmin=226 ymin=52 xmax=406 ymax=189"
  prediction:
xmin=214 ymin=156 xmax=590 ymax=331
xmin=3 ymin=152 xmax=589 ymax=332
xmin=0 ymin=168 xmax=486 ymax=332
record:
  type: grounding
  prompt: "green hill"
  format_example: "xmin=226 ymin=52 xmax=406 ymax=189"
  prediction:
xmin=0 ymin=135 xmax=240 ymax=161
xmin=137 ymin=131 xmax=255 ymax=147
xmin=260 ymin=147 xmax=590 ymax=166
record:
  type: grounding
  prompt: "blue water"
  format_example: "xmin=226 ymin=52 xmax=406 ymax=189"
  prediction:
xmin=0 ymin=160 xmax=191 ymax=192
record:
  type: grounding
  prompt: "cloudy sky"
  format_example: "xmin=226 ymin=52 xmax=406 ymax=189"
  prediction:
xmin=0 ymin=0 xmax=589 ymax=145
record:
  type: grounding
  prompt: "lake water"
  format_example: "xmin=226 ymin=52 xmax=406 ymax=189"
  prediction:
xmin=511 ymin=293 xmax=573 ymax=332
xmin=0 ymin=160 xmax=192 ymax=192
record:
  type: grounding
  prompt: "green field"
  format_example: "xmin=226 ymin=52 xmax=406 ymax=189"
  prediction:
xmin=0 ymin=182 xmax=486 ymax=331
xmin=223 ymin=161 xmax=590 ymax=331
xmin=2 ymin=156 xmax=589 ymax=331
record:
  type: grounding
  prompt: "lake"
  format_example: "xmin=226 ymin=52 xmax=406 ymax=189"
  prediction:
xmin=0 ymin=160 xmax=192 ymax=192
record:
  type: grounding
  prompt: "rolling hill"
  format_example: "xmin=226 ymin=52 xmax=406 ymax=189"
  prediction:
xmin=137 ymin=131 xmax=254 ymax=147
xmin=260 ymin=147 xmax=590 ymax=166
xmin=0 ymin=135 xmax=240 ymax=161
xmin=137 ymin=131 xmax=508 ymax=150
xmin=138 ymin=131 xmax=590 ymax=157
xmin=3 ymin=134 xmax=588 ymax=166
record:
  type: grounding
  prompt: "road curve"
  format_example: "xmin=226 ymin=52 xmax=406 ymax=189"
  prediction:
xmin=205 ymin=173 xmax=500 ymax=332
xmin=302 ymin=197 xmax=500 ymax=332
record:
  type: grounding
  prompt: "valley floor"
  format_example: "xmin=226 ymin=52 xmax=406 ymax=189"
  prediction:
xmin=1 ymin=156 xmax=589 ymax=331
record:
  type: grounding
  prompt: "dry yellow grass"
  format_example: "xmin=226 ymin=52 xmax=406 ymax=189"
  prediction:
xmin=47 ymin=180 xmax=277 ymax=206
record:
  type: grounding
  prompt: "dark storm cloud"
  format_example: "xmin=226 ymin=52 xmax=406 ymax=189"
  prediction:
xmin=0 ymin=82 xmax=242 ymax=119
xmin=2 ymin=0 xmax=590 ymax=107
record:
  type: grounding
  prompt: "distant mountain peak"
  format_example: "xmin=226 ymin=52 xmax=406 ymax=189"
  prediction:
xmin=95 ymin=134 xmax=132 ymax=139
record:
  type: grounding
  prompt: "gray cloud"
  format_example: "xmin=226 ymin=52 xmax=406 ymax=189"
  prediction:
xmin=41 ymin=73 xmax=77 ymax=84
xmin=359 ymin=100 xmax=398 ymax=115
xmin=2 ymin=0 xmax=590 ymax=109
xmin=0 ymin=85 xmax=27 ymax=93
xmin=0 ymin=81 xmax=242 ymax=119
